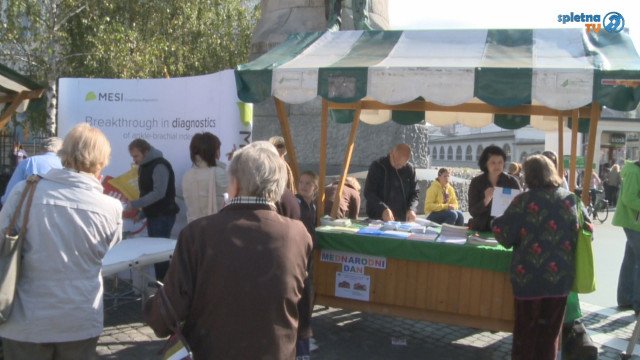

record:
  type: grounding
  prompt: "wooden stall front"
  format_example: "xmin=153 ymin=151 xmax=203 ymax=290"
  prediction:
xmin=313 ymin=229 xmax=515 ymax=332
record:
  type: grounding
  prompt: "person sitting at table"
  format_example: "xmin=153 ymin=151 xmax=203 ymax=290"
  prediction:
xmin=364 ymin=144 xmax=419 ymax=222
xmin=468 ymin=145 xmax=521 ymax=232
xmin=144 ymin=141 xmax=312 ymax=359
xmin=424 ymin=168 xmax=464 ymax=226
xmin=492 ymin=155 xmax=585 ymax=360
xmin=324 ymin=176 xmax=361 ymax=219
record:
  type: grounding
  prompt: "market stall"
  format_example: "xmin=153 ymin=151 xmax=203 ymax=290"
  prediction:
xmin=0 ymin=63 xmax=45 ymax=130
xmin=235 ymin=28 xmax=640 ymax=331
xmin=314 ymin=228 xmax=514 ymax=331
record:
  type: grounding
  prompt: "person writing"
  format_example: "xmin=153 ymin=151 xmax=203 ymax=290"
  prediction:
xmin=364 ymin=144 xmax=419 ymax=222
xmin=324 ymin=176 xmax=361 ymax=219
xmin=424 ymin=168 xmax=464 ymax=226
xmin=468 ymin=145 xmax=521 ymax=232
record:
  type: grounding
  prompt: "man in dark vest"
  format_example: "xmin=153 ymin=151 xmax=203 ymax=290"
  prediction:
xmin=128 ymin=138 xmax=179 ymax=280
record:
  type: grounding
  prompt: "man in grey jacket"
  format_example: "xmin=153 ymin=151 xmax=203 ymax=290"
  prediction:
xmin=128 ymin=139 xmax=179 ymax=280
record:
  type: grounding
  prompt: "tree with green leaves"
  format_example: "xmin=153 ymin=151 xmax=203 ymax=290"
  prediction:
xmin=1 ymin=0 xmax=259 ymax=135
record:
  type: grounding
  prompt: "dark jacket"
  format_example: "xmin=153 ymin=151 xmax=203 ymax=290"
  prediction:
xmin=492 ymin=187 xmax=582 ymax=298
xmin=295 ymin=194 xmax=317 ymax=340
xmin=324 ymin=181 xmax=361 ymax=219
xmin=132 ymin=147 xmax=179 ymax=217
xmin=468 ymin=172 xmax=521 ymax=231
xmin=144 ymin=202 xmax=312 ymax=359
xmin=364 ymin=155 xmax=419 ymax=221
xmin=276 ymin=188 xmax=301 ymax=220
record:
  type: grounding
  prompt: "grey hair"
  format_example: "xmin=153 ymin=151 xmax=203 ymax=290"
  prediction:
xmin=42 ymin=137 xmax=63 ymax=153
xmin=228 ymin=141 xmax=286 ymax=202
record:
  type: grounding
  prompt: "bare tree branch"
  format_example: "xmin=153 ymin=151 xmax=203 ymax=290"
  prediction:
xmin=54 ymin=2 xmax=87 ymax=31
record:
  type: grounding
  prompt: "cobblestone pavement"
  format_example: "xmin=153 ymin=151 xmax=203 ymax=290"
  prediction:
xmin=97 ymin=295 xmax=640 ymax=360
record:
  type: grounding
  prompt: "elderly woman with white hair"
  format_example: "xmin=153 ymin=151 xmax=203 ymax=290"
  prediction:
xmin=144 ymin=141 xmax=312 ymax=359
xmin=0 ymin=124 xmax=122 ymax=359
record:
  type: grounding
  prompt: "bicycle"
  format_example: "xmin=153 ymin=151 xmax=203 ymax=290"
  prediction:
xmin=575 ymin=188 xmax=609 ymax=224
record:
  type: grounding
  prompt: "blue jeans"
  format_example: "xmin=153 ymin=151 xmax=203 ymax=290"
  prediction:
xmin=617 ymin=228 xmax=640 ymax=310
xmin=146 ymin=214 xmax=176 ymax=281
xmin=146 ymin=214 xmax=176 ymax=238
xmin=427 ymin=210 xmax=465 ymax=226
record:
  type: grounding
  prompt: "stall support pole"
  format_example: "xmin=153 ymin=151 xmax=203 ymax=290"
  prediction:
xmin=0 ymin=91 xmax=29 ymax=129
xmin=317 ymin=99 xmax=329 ymax=224
xmin=274 ymin=98 xmax=300 ymax=188
xmin=557 ymin=115 xmax=564 ymax=176
xmin=569 ymin=110 xmax=579 ymax=192
xmin=330 ymin=103 xmax=361 ymax=218
xmin=582 ymin=103 xmax=601 ymax=206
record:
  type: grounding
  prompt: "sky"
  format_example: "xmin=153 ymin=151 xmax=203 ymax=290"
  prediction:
xmin=389 ymin=0 xmax=639 ymax=48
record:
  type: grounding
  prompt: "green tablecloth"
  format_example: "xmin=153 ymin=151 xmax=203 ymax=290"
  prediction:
xmin=316 ymin=229 xmax=511 ymax=273
xmin=316 ymin=228 xmax=582 ymax=322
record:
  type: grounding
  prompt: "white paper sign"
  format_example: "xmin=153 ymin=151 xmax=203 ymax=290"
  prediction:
xmin=58 ymin=70 xmax=252 ymax=237
xmin=335 ymin=272 xmax=370 ymax=301
xmin=491 ymin=186 xmax=522 ymax=217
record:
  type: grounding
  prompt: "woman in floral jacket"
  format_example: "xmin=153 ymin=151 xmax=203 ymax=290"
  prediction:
xmin=492 ymin=154 xmax=586 ymax=360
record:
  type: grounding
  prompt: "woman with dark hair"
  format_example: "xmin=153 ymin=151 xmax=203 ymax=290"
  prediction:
xmin=468 ymin=145 xmax=521 ymax=231
xmin=492 ymin=155 xmax=584 ymax=360
xmin=182 ymin=132 xmax=228 ymax=223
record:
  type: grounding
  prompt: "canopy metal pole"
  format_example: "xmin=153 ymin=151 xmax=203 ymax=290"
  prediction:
xmin=331 ymin=103 xmax=361 ymax=218
xmin=569 ymin=110 xmax=579 ymax=192
xmin=274 ymin=98 xmax=300 ymax=189
xmin=557 ymin=115 xmax=564 ymax=176
xmin=317 ymin=99 xmax=329 ymax=224
xmin=581 ymin=103 xmax=601 ymax=205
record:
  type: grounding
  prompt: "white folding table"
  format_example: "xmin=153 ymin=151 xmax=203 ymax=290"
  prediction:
xmin=102 ymin=237 xmax=177 ymax=307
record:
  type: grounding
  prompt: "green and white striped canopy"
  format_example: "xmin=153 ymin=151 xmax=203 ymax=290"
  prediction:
xmin=0 ymin=63 xmax=43 ymax=113
xmin=236 ymin=29 xmax=640 ymax=112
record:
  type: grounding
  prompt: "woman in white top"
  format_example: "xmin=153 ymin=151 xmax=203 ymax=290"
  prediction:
xmin=182 ymin=132 xmax=228 ymax=223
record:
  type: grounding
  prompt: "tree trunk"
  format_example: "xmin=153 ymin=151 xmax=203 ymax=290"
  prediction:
xmin=46 ymin=79 xmax=57 ymax=136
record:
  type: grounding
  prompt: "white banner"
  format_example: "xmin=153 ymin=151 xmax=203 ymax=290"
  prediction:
xmin=58 ymin=70 xmax=252 ymax=236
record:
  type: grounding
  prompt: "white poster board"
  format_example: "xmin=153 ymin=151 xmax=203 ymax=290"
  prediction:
xmin=490 ymin=187 xmax=521 ymax=217
xmin=58 ymin=70 xmax=252 ymax=236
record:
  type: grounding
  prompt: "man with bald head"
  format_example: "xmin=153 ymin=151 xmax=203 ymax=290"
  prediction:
xmin=364 ymin=144 xmax=419 ymax=222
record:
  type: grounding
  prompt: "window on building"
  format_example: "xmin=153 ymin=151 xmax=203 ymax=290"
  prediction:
xmin=440 ymin=146 xmax=445 ymax=160
xmin=447 ymin=146 xmax=453 ymax=160
xmin=503 ymin=144 xmax=512 ymax=162
xmin=466 ymin=145 xmax=473 ymax=161
xmin=432 ymin=147 xmax=438 ymax=160
xmin=456 ymin=145 xmax=462 ymax=161
xmin=476 ymin=145 xmax=484 ymax=161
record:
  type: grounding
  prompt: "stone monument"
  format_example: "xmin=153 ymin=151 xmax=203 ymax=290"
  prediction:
xmin=248 ymin=0 xmax=430 ymax=174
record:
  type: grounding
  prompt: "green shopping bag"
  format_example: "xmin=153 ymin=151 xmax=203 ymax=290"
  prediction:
xmin=572 ymin=198 xmax=596 ymax=294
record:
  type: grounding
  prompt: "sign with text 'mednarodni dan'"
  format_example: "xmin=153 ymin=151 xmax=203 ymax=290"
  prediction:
xmin=320 ymin=249 xmax=387 ymax=270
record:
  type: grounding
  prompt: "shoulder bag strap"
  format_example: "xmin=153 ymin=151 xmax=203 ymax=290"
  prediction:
xmin=5 ymin=176 xmax=40 ymax=237
xmin=208 ymin=167 xmax=217 ymax=215
xmin=158 ymin=285 xmax=180 ymax=333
